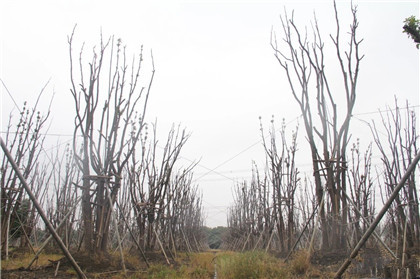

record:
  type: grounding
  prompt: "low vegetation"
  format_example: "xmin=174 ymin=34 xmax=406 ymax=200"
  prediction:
xmin=2 ymin=249 xmax=341 ymax=278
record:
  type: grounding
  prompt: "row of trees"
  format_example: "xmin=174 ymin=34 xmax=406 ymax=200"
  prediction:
xmin=1 ymin=30 xmax=206 ymax=262
xmin=226 ymin=102 xmax=419 ymax=251
xmin=226 ymin=119 xmax=301 ymax=253
xmin=225 ymin=1 xmax=419 ymax=263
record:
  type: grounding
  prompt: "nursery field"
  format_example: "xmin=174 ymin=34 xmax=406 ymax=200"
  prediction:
xmin=2 ymin=2 xmax=420 ymax=279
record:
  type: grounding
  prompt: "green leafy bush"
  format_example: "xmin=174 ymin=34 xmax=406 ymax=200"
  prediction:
xmin=403 ymin=16 xmax=420 ymax=48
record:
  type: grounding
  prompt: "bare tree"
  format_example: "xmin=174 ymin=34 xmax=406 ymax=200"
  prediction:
xmin=347 ymin=141 xmax=375 ymax=246
xmin=19 ymin=162 xmax=52 ymax=249
xmin=261 ymin=118 xmax=300 ymax=252
xmin=226 ymin=167 xmax=276 ymax=252
xmin=271 ymin=1 xmax=364 ymax=250
xmin=370 ymin=100 xmax=419 ymax=250
xmin=226 ymin=118 xmax=300 ymax=254
xmin=165 ymin=169 xmax=205 ymax=253
xmin=46 ymin=143 xmax=81 ymax=249
xmin=1 ymin=92 xmax=51 ymax=256
xmin=68 ymin=29 xmax=154 ymax=254
xmin=129 ymin=124 xmax=193 ymax=251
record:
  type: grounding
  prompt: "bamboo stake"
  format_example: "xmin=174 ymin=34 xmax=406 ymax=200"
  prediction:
xmin=396 ymin=226 xmax=399 ymax=265
xmin=165 ymin=241 xmax=176 ymax=262
xmin=334 ymin=151 xmax=420 ymax=279
xmin=113 ymin=231 xmax=130 ymax=254
xmin=54 ymin=260 xmax=61 ymax=277
xmin=170 ymin=229 xmax=177 ymax=258
xmin=181 ymin=227 xmax=193 ymax=254
xmin=5 ymin=211 xmax=12 ymax=260
xmin=192 ymin=234 xmax=201 ymax=252
xmin=13 ymin=209 xmax=36 ymax=255
xmin=154 ymin=226 xmax=170 ymax=265
xmin=265 ymin=224 xmax=276 ymax=253
xmin=27 ymin=196 xmax=82 ymax=269
xmin=115 ymin=200 xmax=150 ymax=267
xmin=241 ymin=230 xmax=251 ymax=252
xmin=308 ymin=193 xmax=325 ymax=261
xmin=231 ymin=236 xmax=240 ymax=251
xmin=342 ymin=190 xmax=397 ymax=259
xmin=400 ymin=215 xmax=408 ymax=279
xmin=106 ymin=183 xmax=126 ymax=275
xmin=253 ymin=226 xmax=265 ymax=251
xmin=285 ymin=202 xmax=319 ymax=262
xmin=0 ymin=137 xmax=87 ymax=279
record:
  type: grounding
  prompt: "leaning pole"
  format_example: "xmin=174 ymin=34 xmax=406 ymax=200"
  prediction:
xmin=334 ymin=150 xmax=420 ymax=279
xmin=0 ymin=137 xmax=87 ymax=279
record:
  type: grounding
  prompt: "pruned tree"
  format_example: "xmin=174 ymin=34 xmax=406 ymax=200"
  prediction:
xmin=1 ymin=92 xmax=51 ymax=257
xmin=226 ymin=167 xmax=277 ymax=252
xmin=347 ymin=140 xmax=375 ymax=246
xmin=227 ymin=178 xmax=262 ymax=251
xmin=226 ymin=118 xmax=301 ymax=253
xmin=261 ymin=117 xmax=300 ymax=252
xmin=46 ymin=143 xmax=81 ymax=249
xmin=129 ymin=123 xmax=194 ymax=251
xmin=271 ymin=1 xmax=364 ymax=250
xmin=68 ymin=28 xmax=154 ymax=254
xmin=165 ymin=169 xmax=205 ymax=253
xmin=370 ymin=100 xmax=419 ymax=250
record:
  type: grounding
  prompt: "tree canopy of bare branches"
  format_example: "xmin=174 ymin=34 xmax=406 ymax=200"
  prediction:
xmin=1 ymin=89 xmax=51 ymax=257
xmin=68 ymin=28 xmax=154 ymax=254
xmin=271 ymin=1 xmax=364 ymax=251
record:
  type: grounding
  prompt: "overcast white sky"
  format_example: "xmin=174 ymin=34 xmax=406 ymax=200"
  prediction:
xmin=1 ymin=0 xmax=419 ymax=227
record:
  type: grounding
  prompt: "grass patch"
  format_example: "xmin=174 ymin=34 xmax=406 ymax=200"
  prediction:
xmin=2 ymin=249 xmax=331 ymax=278
xmin=216 ymin=250 xmax=288 ymax=279
xmin=147 ymin=264 xmax=180 ymax=278
xmin=187 ymin=252 xmax=215 ymax=275
xmin=288 ymin=249 xmax=310 ymax=275
xmin=144 ymin=252 xmax=216 ymax=279
xmin=1 ymin=251 xmax=63 ymax=270
xmin=174 ymin=252 xmax=215 ymax=278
